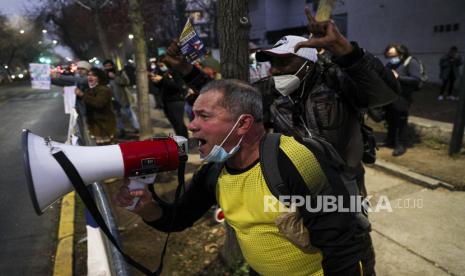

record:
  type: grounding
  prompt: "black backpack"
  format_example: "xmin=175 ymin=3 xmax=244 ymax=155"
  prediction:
xmin=206 ymin=133 xmax=371 ymax=224
xmin=404 ymin=56 xmax=428 ymax=89
xmin=204 ymin=133 xmax=371 ymax=273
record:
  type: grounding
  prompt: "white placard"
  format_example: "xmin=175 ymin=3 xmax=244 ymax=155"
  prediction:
xmin=29 ymin=63 xmax=51 ymax=90
xmin=63 ymin=86 xmax=77 ymax=114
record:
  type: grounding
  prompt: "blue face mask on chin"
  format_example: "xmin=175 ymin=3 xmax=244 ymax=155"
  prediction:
xmin=389 ymin=57 xmax=401 ymax=65
xmin=202 ymin=115 xmax=245 ymax=163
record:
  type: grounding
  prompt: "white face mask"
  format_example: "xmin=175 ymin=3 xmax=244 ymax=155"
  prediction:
xmin=202 ymin=115 xmax=245 ymax=163
xmin=272 ymin=61 xmax=309 ymax=96
xmin=273 ymin=75 xmax=301 ymax=96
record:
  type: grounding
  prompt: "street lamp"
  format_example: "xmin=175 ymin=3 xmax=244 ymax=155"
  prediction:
xmin=42 ymin=29 xmax=47 ymax=34
xmin=19 ymin=29 xmax=25 ymax=34
xmin=52 ymin=40 xmax=58 ymax=44
xmin=4 ymin=65 xmax=8 ymax=69
xmin=128 ymin=34 xmax=134 ymax=40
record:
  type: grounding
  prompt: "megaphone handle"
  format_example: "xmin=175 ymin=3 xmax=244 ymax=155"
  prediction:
xmin=126 ymin=175 xmax=156 ymax=211
xmin=126 ymin=180 xmax=144 ymax=210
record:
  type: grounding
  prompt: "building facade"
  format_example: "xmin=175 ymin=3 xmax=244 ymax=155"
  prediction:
xmin=249 ymin=0 xmax=465 ymax=83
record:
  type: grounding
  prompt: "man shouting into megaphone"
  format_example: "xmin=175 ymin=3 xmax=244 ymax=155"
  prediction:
xmin=115 ymin=79 xmax=371 ymax=276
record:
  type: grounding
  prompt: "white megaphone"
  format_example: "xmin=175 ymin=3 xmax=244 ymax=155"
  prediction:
xmin=22 ymin=129 xmax=188 ymax=215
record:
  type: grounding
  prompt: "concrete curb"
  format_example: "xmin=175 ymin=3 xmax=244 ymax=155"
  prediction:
xmin=409 ymin=116 xmax=465 ymax=147
xmin=53 ymin=192 xmax=75 ymax=276
xmin=368 ymin=159 xmax=456 ymax=191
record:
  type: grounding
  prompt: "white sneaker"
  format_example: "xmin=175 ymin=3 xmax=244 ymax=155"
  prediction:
xmin=438 ymin=95 xmax=444 ymax=101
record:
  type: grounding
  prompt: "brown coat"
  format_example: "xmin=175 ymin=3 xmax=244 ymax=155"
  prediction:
xmin=81 ymin=84 xmax=117 ymax=138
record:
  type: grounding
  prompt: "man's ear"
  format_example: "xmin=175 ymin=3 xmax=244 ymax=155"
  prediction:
xmin=237 ymin=114 xmax=255 ymax=135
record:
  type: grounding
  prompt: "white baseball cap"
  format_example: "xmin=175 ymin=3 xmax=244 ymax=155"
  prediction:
xmin=256 ymin=35 xmax=317 ymax=63
xmin=76 ymin=61 xmax=91 ymax=71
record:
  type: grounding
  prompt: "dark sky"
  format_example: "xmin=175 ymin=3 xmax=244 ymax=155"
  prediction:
xmin=0 ymin=0 xmax=28 ymax=16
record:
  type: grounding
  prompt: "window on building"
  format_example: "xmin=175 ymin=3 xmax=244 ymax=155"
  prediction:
xmin=434 ymin=23 xmax=460 ymax=33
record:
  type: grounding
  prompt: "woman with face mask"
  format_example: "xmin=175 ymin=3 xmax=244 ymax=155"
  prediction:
xmin=75 ymin=67 xmax=117 ymax=145
xmin=382 ymin=43 xmax=423 ymax=156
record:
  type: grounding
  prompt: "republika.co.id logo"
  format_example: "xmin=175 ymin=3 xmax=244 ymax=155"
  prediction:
xmin=263 ymin=195 xmax=423 ymax=213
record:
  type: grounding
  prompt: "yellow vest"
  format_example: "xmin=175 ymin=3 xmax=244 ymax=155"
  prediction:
xmin=217 ymin=136 xmax=327 ymax=276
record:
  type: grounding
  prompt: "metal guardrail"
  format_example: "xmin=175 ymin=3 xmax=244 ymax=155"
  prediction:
xmin=76 ymin=107 xmax=130 ymax=276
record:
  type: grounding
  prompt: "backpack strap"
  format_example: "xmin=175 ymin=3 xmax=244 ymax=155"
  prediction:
xmin=205 ymin=162 xmax=224 ymax=196
xmin=259 ymin=133 xmax=291 ymax=201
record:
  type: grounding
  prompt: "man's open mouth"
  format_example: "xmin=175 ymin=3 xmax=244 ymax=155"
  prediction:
xmin=198 ymin=138 xmax=207 ymax=147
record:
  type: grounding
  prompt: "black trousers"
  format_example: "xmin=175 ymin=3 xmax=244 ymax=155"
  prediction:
xmin=163 ymin=100 xmax=188 ymax=138
xmin=440 ymin=72 xmax=456 ymax=95
xmin=385 ymin=99 xmax=410 ymax=147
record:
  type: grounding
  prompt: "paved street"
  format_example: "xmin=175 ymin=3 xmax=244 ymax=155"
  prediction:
xmin=366 ymin=167 xmax=465 ymax=276
xmin=0 ymin=82 xmax=67 ymax=274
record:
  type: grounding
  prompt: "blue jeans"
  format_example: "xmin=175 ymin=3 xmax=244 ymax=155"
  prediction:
xmin=116 ymin=105 xmax=140 ymax=131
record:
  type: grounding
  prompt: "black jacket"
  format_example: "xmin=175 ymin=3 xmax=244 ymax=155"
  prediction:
xmin=183 ymin=43 xmax=400 ymax=168
xmin=153 ymin=70 xmax=187 ymax=103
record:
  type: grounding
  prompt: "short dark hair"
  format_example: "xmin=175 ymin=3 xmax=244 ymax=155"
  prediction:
xmin=102 ymin=59 xmax=115 ymax=67
xmin=199 ymin=79 xmax=263 ymax=122
xmin=450 ymin=46 xmax=458 ymax=52
xmin=90 ymin=67 xmax=109 ymax=85
xmin=384 ymin=43 xmax=410 ymax=60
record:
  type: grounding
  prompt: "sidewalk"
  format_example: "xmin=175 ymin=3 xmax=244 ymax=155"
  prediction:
xmin=365 ymin=167 xmax=465 ymax=276
xmin=365 ymin=82 xmax=465 ymax=190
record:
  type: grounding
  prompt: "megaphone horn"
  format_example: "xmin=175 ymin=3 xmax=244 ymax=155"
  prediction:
xmin=22 ymin=129 xmax=187 ymax=215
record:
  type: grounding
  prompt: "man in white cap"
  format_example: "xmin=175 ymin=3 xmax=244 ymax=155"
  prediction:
xmin=253 ymin=20 xmax=401 ymax=276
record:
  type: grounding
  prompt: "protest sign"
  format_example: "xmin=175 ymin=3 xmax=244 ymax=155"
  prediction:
xmin=179 ymin=18 xmax=206 ymax=63
xmin=63 ymin=86 xmax=77 ymax=114
xmin=29 ymin=63 xmax=51 ymax=90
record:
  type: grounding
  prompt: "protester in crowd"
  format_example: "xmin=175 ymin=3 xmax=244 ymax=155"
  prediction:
xmin=124 ymin=60 xmax=137 ymax=87
xmin=383 ymin=43 xmax=422 ymax=157
xmin=200 ymin=49 xmax=221 ymax=80
xmin=148 ymin=57 xmax=164 ymax=109
xmin=184 ymin=87 xmax=196 ymax=121
xmin=61 ymin=64 xmax=74 ymax=76
xmin=103 ymin=60 xmax=140 ymax=138
xmin=438 ymin=46 xmax=463 ymax=101
xmin=115 ymin=79 xmax=371 ymax=276
xmin=149 ymin=59 xmax=188 ymax=138
xmin=249 ymin=52 xmax=271 ymax=84
xmin=51 ymin=60 xmax=91 ymax=115
xmin=75 ymin=67 xmax=117 ymax=145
